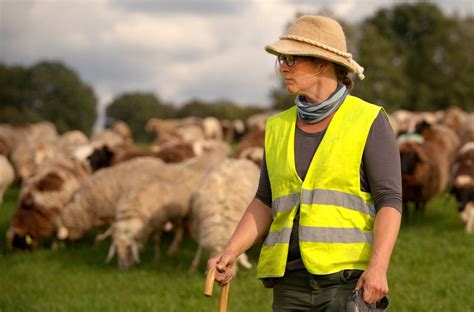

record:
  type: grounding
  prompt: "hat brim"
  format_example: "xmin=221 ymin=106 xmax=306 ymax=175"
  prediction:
xmin=265 ymin=38 xmax=356 ymax=73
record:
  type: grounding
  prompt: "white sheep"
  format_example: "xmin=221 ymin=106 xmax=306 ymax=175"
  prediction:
xmin=189 ymin=158 xmax=260 ymax=274
xmin=105 ymin=163 xmax=209 ymax=270
xmin=202 ymin=117 xmax=223 ymax=141
xmin=6 ymin=155 xmax=91 ymax=249
xmin=0 ymin=155 xmax=15 ymax=205
xmin=57 ymin=157 xmax=168 ymax=240
xmin=58 ymin=142 xmax=230 ymax=242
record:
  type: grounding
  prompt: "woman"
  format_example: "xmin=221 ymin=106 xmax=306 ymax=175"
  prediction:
xmin=208 ymin=15 xmax=402 ymax=311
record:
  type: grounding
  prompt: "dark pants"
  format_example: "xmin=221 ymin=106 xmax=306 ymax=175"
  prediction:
xmin=271 ymin=269 xmax=363 ymax=312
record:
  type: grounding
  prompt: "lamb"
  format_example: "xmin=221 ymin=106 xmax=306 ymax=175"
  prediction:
xmin=104 ymin=161 xmax=211 ymax=270
xmin=189 ymin=158 xmax=260 ymax=274
xmin=0 ymin=155 xmax=15 ymax=205
xmin=6 ymin=155 xmax=91 ymax=249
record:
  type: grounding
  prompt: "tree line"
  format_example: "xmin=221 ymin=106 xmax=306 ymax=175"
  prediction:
xmin=1 ymin=2 xmax=473 ymax=140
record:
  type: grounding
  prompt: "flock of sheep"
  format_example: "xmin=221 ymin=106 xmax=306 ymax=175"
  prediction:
xmin=0 ymin=105 xmax=473 ymax=275
xmin=0 ymin=114 xmax=268 ymax=272
xmin=391 ymin=106 xmax=474 ymax=233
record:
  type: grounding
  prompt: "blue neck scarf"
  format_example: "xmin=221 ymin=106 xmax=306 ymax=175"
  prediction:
xmin=295 ymin=83 xmax=349 ymax=124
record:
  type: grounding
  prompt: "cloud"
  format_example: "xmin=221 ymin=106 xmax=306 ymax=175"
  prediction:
xmin=111 ymin=0 xmax=244 ymax=16
xmin=1 ymin=0 xmax=473 ymax=132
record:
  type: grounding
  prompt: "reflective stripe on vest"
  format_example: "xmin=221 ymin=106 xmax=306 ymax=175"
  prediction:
xmin=257 ymin=95 xmax=382 ymax=278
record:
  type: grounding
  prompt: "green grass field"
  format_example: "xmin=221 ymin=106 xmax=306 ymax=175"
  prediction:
xmin=1 ymin=186 xmax=473 ymax=311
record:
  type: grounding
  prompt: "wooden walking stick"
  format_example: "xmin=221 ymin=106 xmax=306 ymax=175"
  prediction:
xmin=204 ymin=265 xmax=230 ymax=312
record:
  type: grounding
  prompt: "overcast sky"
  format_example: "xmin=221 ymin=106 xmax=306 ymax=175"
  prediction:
xmin=1 ymin=0 xmax=473 ymax=128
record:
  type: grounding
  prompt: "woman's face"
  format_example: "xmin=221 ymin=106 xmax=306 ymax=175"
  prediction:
xmin=278 ymin=55 xmax=321 ymax=95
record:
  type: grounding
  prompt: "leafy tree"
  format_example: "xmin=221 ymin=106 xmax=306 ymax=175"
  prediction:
xmin=0 ymin=61 xmax=97 ymax=135
xmin=177 ymin=98 xmax=265 ymax=120
xmin=106 ymin=92 xmax=176 ymax=142
xmin=354 ymin=3 xmax=474 ymax=112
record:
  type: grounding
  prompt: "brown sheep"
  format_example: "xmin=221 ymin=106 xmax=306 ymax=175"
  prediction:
xmin=399 ymin=138 xmax=448 ymax=213
xmin=7 ymin=156 xmax=91 ymax=250
xmin=234 ymin=129 xmax=265 ymax=159
xmin=415 ymin=121 xmax=460 ymax=162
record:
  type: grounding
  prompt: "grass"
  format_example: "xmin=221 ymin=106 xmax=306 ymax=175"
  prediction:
xmin=1 ymin=186 xmax=473 ymax=311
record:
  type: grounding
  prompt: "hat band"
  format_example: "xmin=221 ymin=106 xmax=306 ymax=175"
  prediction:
xmin=281 ymin=34 xmax=352 ymax=58
xmin=280 ymin=34 xmax=365 ymax=80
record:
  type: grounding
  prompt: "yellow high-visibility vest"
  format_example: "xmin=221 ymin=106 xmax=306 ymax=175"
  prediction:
xmin=257 ymin=95 xmax=382 ymax=278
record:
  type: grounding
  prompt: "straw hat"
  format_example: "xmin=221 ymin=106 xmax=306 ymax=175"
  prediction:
xmin=265 ymin=15 xmax=365 ymax=80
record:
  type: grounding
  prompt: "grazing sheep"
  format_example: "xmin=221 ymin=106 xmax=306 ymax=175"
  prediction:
xmin=234 ymin=129 xmax=265 ymax=159
xmin=399 ymin=135 xmax=448 ymax=213
xmin=105 ymin=161 xmax=211 ymax=270
xmin=57 ymin=157 xmax=169 ymax=240
xmin=0 ymin=155 xmax=15 ymax=205
xmin=58 ymin=141 xmax=230 ymax=241
xmin=189 ymin=158 xmax=260 ymax=274
xmin=6 ymin=156 xmax=91 ymax=249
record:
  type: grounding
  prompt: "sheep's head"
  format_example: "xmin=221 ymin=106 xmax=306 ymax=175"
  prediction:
xmin=106 ymin=219 xmax=143 ymax=270
xmin=8 ymin=199 xmax=58 ymax=250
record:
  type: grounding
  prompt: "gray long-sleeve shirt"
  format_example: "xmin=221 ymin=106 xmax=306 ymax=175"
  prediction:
xmin=255 ymin=111 xmax=402 ymax=268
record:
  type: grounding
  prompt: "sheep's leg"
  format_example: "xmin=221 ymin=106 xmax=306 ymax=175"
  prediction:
xmin=238 ymin=253 xmax=252 ymax=269
xmin=167 ymin=222 xmax=184 ymax=255
xmin=189 ymin=245 xmax=203 ymax=273
xmin=95 ymin=226 xmax=113 ymax=244
xmin=153 ymin=231 xmax=162 ymax=262
xmin=467 ymin=207 xmax=474 ymax=234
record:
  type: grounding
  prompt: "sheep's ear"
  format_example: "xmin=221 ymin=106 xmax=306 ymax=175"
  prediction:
xmin=57 ymin=226 xmax=69 ymax=240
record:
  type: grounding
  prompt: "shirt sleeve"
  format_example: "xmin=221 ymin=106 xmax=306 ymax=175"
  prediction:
xmin=255 ymin=150 xmax=272 ymax=208
xmin=363 ymin=111 xmax=403 ymax=213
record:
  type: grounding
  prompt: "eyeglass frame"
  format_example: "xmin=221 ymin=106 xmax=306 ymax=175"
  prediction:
xmin=277 ymin=54 xmax=316 ymax=67
xmin=277 ymin=54 xmax=298 ymax=67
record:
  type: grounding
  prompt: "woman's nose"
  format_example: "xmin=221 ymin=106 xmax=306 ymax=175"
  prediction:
xmin=279 ymin=64 xmax=290 ymax=73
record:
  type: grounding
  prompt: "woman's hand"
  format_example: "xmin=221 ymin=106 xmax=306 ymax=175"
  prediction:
xmin=207 ymin=250 xmax=237 ymax=286
xmin=354 ymin=267 xmax=388 ymax=304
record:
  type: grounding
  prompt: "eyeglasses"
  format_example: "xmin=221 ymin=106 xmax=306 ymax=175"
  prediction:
xmin=278 ymin=54 xmax=303 ymax=67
